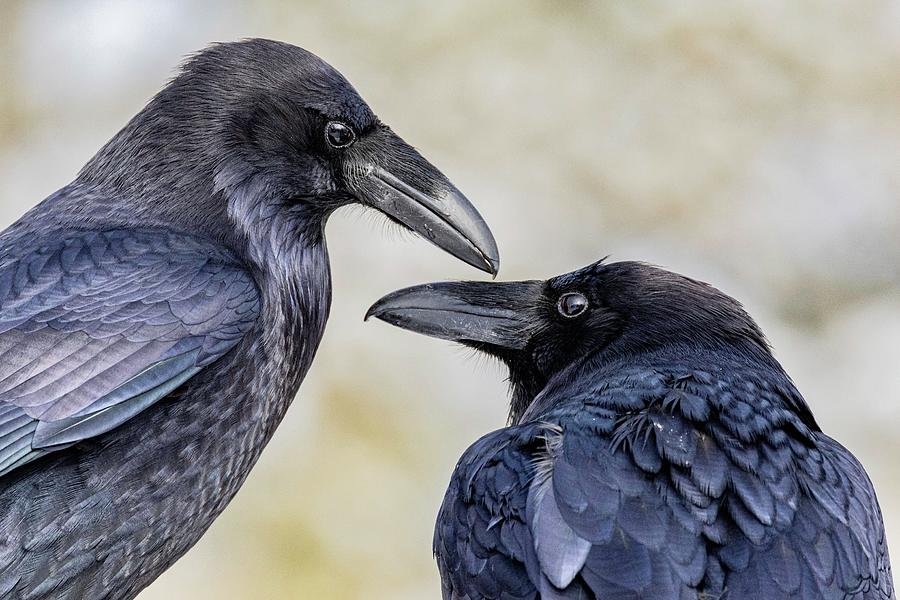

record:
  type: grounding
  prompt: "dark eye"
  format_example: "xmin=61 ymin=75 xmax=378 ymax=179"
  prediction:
xmin=557 ymin=292 xmax=588 ymax=318
xmin=325 ymin=121 xmax=355 ymax=148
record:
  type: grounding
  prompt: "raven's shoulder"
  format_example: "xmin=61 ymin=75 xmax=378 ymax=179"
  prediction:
xmin=532 ymin=348 xmax=818 ymax=433
xmin=0 ymin=227 xmax=260 ymax=477
xmin=435 ymin=359 xmax=893 ymax=599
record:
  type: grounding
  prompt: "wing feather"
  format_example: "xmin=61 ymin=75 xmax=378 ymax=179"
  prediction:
xmin=0 ymin=229 xmax=259 ymax=478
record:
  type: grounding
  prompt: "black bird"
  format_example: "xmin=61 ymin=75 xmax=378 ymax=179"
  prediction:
xmin=368 ymin=260 xmax=894 ymax=599
xmin=0 ymin=39 xmax=498 ymax=599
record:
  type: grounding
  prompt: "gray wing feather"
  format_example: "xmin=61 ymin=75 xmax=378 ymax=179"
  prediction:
xmin=0 ymin=230 xmax=259 ymax=478
xmin=526 ymin=479 xmax=591 ymax=589
xmin=32 ymin=356 xmax=202 ymax=447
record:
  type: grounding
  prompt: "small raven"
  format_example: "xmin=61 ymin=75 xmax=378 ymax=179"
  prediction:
xmin=0 ymin=39 xmax=498 ymax=599
xmin=368 ymin=260 xmax=894 ymax=599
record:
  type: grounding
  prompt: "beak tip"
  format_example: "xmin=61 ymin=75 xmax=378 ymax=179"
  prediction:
xmin=474 ymin=238 xmax=501 ymax=277
xmin=365 ymin=294 xmax=397 ymax=323
xmin=488 ymin=257 xmax=500 ymax=279
xmin=484 ymin=253 xmax=500 ymax=278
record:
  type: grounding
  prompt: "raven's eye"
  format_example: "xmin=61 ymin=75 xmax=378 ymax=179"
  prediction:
xmin=557 ymin=292 xmax=588 ymax=318
xmin=325 ymin=121 xmax=355 ymax=148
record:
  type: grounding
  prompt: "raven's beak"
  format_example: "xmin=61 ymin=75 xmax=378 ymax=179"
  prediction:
xmin=365 ymin=280 xmax=539 ymax=349
xmin=345 ymin=127 xmax=499 ymax=276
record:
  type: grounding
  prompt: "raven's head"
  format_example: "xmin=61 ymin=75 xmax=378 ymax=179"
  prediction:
xmin=367 ymin=259 xmax=773 ymax=422
xmin=78 ymin=39 xmax=498 ymax=274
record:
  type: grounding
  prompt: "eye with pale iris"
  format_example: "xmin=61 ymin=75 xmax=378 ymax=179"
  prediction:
xmin=325 ymin=121 xmax=355 ymax=148
xmin=557 ymin=292 xmax=588 ymax=318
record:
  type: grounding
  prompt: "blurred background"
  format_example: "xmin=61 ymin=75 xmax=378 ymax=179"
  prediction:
xmin=0 ymin=1 xmax=898 ymax=597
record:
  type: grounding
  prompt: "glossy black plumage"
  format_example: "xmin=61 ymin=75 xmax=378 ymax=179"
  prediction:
xmin=0 ymin=39 xmax=498 ymax=599
xmin=0 ymin=230 xmax=258 ymax=474
xmin=368 ymin=260 xmax=894 ymax=599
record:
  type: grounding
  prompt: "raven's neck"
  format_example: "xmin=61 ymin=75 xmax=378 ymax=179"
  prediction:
xmin=514 ymin=344 xmax=818 ymax=432
xmin=215 ymin=171 xmax=335 ymax=449
xmin=507 ymin=367 xmax=546 ymax=426
xmin=239 ymin=208 xmax=331 ymax=434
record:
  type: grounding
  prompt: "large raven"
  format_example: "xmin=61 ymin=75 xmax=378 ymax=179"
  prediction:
xmin=368 ymin=260 xmax=894 ymax=599
xmin=0 ymin=39 xmax=498 ymax=599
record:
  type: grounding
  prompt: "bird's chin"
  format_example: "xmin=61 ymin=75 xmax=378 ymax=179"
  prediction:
xmin=292 ymin=191 xmax=355 ymax=211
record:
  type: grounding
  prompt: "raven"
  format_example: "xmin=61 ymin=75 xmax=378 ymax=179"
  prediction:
xmin=0 ymin=39 xmax=498 ymax=599
xmin=368 ymin=260 xmax=894 ymax=599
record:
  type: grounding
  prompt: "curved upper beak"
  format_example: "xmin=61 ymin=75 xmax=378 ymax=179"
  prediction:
xmin=345 ymin=126 xmax=499 ymax=276
xmin=365 ymin=280 xmax=539 ymax=349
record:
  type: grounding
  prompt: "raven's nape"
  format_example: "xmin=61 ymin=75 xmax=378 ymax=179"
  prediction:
xmin=345 ymin=128 xmax=499 ymax=275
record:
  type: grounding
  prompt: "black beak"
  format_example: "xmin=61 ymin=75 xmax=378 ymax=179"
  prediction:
xmin=365 ymin=280 xmax=539 ymax=349
xmin=345 ymin=126 xmax=499 ymax=275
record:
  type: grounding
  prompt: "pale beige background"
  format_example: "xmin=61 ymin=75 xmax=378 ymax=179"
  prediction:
xmin=0 ymin=1 xmax=898 ymax=598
